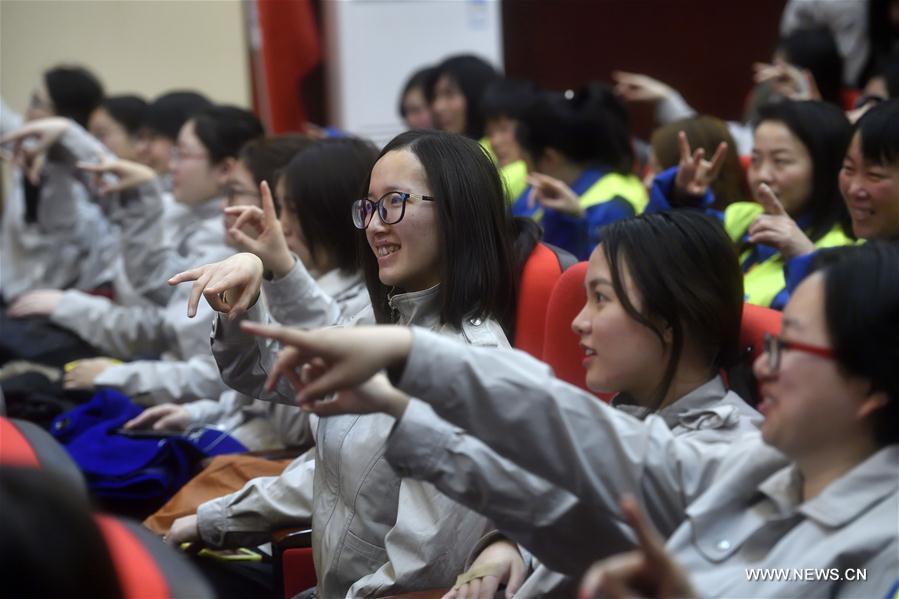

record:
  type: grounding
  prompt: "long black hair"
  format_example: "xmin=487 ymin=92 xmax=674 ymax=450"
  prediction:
xmin=398 ymin=65 xmax=436 ymax=120
xmin=425 ymin=55 xmax=501 ymax=139
xmin=360 ymin=130 xmax=517 ymax=334
xmin=1 ymin=467 xmax=122 ymax=598
xmin=600 ymin=211 xmax=744 ymax=410
xmin=281 ymin=137 xmax=378 ymax=274
xmin=755 ymin=100 xmax=853 ymax=241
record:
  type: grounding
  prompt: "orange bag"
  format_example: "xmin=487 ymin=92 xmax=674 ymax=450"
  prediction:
xmin=144 ymin=454 xmax=293 ymax=535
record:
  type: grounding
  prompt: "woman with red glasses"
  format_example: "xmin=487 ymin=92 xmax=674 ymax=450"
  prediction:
xmin=243 ymin=241 xmax=899 ymax=598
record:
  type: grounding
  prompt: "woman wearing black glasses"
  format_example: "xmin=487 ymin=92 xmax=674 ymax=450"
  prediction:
xmin=164 ymin=130 xmax=522 ymax=598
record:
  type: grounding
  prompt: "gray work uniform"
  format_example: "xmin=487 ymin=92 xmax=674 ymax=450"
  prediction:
xmin=199 ymin=286 xmax=503 ymax=598
xmin=184 ymin=262 xmax=370 ymax=449
xmin=472 ymin=377 xmax=763 ymax=598
xmin=1 ymin=123 xmax=119 ymax=300
xmin=382 ymin=329 xmax=898 ymax=598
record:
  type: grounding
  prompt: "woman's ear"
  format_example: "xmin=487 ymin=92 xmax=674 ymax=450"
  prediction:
xmin=857 ymin=390 xmax=889 ymax=420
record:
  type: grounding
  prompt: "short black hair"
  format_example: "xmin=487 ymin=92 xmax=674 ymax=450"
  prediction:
xmin=143 ymin=91 xmax=212 ymax=140
xmin=98 ymin=95 xmax=147 ymax=136
xmin=756 ymin=100 xmax=853 ymax=242
xmin=399 ymin=65 xmax=436 ymax=119
xmin=481 ymin=79 xmax=538 ymax=122
xmin=855 ymin=98 xmax=899 ymax=166
xmin=280 ymin=137 xmax=378 ymax=274
xmin=517 ymin=82 xmax=634 ymax=174
xmin=813 ymin=242 xmax=899 ymax=446
xmin=361 ymin=130 xmax=517 ymax=334
xmin=1 ymin=467 xmax=122 ymax=598
xmin=191 ymin=105 xmax=264 ymax=164
xmin=43 ymin=65 xmax=104 ymax=128
xmin=425 ymin=54 xmax=502 ymax=139
xmin=777 ymin=27 xmax=844 ymax=107
xmin=239 ymin=134 xmax=312 ymax=189
xmin=600 ymin=211 xmax=744 ymax=411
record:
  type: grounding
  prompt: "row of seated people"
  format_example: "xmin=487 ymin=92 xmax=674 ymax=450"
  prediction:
xmin=1 ymin=55 xmax=898 ymax=597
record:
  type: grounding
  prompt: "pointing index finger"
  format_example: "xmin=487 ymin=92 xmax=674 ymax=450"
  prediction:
xmin=757 ymin=183 xmax=787 ymax=216
xmin=260 ymin=180 xmax=277 ymax=225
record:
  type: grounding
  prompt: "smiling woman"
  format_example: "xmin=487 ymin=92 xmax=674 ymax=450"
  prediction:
xmin=163 ymin=129 xmax=531 ymax=598
xmin=718 ymin=100 xmax=856 ymax=308
xmin=425 ymin=55 xmax=501 ymax=139
xmin=360 ymin=152 xmax=441 ymax=292
xmin=839 ymin=99 xmax=899 ymax=240
xmin=236 ymin=242 xmax=899 ymax=599
xmin=358 ymin=130 xmax=518 ymax=332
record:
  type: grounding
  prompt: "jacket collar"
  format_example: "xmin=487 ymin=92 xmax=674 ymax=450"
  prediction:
xmin=759 ymin=445 xmax=899 ymax=527
xmin=388 ymin=285 xmax=441 ymax=328
xmin=656 ymin=377 xmax=730 ymax=429
xmin=316 ymin=268 xmax=364 ymax=301
xmin=612 ymin=376 xmax=732 ymax=427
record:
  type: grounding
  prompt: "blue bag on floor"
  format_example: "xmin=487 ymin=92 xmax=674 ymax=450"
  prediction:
xmin=51 ymin=389 xmax=246 ymax=501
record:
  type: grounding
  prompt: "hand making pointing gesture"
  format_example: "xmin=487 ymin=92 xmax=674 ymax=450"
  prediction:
xmin=747 ymin=182 xmax=815 ymax=259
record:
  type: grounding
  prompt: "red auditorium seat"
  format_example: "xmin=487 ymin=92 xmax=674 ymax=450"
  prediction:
xmin=0 ymin=416 xmax=39 ymax=467
xmin=0 ymin=416 xmax=85 ymax=491
xmin=541 ymin=262 xmax=612 ymax=401
xmin=96 ymin=515 xmax=215 ymax=598
xmin=740 ymin=302 xmax=782 ymax=365
xmin=514 ymin=242 xmax=576 ymax=360
xmin=1 ymin=416 xmax=213 ymax=598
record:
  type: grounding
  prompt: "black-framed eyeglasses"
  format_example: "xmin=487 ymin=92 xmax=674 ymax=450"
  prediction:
xmin=762 ymin=333 xmax=835 ymax=373
xmin=352 ymin=191 xmax=434 ymax=230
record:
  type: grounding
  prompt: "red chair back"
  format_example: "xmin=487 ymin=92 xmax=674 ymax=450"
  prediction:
xmin=740 ymin=303 xmax=782 ymax=364
xmin=281 ymin=547 xmax=316 ymax=599
xmin=96 ymin=515 xmax=214 ymax=598
xmin=738 ymin=303 xmax=782 ymax=402
xmin=514 ymin=243 xmax=568 ymax=359
xmin=0 ymin=417 xmax=40 ymax=467
xmin=541 ymin=262 xmax=612 ymax=401
xmin=95 ymin=515 xmax=171 ymax=599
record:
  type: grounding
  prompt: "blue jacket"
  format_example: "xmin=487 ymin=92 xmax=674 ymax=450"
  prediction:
xmin=515 ymin=168 xmax=647 ymax=260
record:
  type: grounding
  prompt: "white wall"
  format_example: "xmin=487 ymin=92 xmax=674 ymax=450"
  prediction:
xmin=0 ymin=0 xmax=252 ymax=115
xmin=324 ymin=0 xmax=504 ymax=147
